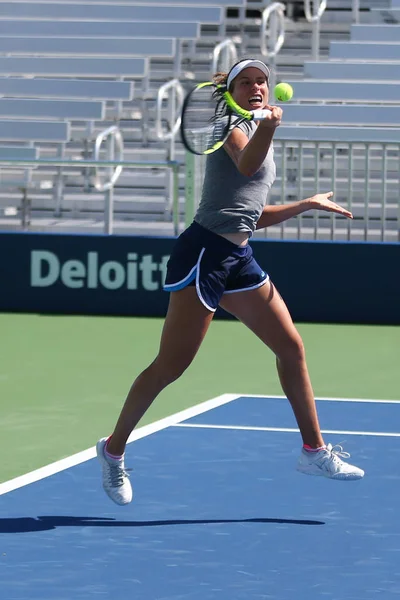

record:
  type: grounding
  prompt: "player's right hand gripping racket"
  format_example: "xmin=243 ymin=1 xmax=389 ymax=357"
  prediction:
xmin=180 ymin=81 xmax=272 ymax=156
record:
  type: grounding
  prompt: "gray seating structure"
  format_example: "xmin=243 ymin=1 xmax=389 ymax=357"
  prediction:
xmin=275 ymin=126 xmax=400 ymax=143
xmin=8 ymin=0 xmax=244 ymax=4
xmin=321 ymin=0 xmax=391 ymax=6
xmin=0 ymin=3 xmax=223 ymax=23
xmin=303 ymin=61 xmax=400 ymax=81
xmin=0 ymin=57 xmax=147 ymax=78
xmin=280 ymin=105 xmax=400 ymax=127
xmin=351 ymin=23 xmax=400 ymax=41
xmin=0 ymin=20 xmax=202 ymax=39
xmin=0 ymin=121 xmax=69 ymax=142
xmin=370 ymin=7 xmax=400 ymax=22
xmin=0 ymin=98 xmax=104 ymax=121
xmin=329 ymin=41 xmax=400 ymax=61
xmin=0 ymin=147 xmax=38 ymax=160
xmin=0 ymin=37 xmax=176 ymax=58
xmin=0 ymin=0 xmax=397 ymax=240
xmin=282 ymin=80 xmax=400 ymax=103
xmin=0 ymin=78 xmax=134 ymax=100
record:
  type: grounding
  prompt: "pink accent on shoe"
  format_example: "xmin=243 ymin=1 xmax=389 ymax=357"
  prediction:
xmin=303 ymin=444 xmax=327 ymax=453
xmin=105 ymin=436 xmax=123 ymax=461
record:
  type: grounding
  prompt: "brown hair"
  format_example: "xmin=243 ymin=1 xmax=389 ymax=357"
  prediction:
xmin=212 ymin=72 xmax=229 ymax=88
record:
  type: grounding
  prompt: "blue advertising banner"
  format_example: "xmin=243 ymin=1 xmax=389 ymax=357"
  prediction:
xmin=0 ymin=231 xmax=399 ymax=324
xmin=0 ymin=231 xmax=173 ymax=317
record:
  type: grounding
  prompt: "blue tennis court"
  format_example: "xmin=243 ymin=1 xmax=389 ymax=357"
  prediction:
xmin=1 ymin=394 xmax=400 ymax=599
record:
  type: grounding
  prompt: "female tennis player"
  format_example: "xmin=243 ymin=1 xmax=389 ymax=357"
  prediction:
xmin=97 ymin=58 xmax=364 ymax=505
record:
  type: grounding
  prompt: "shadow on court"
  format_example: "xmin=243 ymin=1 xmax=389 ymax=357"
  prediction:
xmin=0 ymin=515 xmax=325 ymax=533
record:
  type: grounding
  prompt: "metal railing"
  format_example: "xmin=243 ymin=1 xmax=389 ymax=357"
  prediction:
xmin=211 ymin=38 xmax=238 ymax=75
xmin=304 ymin=0 xmax=327 ymax=61
xmin=1 ymin=158 xmax=180 ymax=236
xmin=185 ymin=140 xmax=400 ymax=243
xmin=260 ymin=2 xmax=286 ymax=91
xmin=93 ymin=126 xmax=124 ymax=193
xmin=274 ymin=139 xmax=400 ymax=242
xmin=156 ymin=78 xmax=185 ymax=220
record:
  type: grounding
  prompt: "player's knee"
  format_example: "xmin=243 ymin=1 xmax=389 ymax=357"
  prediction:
xmin=151 ymin=356 xmax=190 ymax=388
xmin=277 ymin=332 xmax=305 ymax=364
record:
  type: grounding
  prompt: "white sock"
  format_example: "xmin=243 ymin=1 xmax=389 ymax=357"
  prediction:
xmin=104 ymin=437 xmax=123 ymax=462
xmin=303 ymin=444 xmax=326 ymax=453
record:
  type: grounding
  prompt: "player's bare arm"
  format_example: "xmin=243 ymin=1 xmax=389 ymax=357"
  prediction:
xmin=256 ymin=191 xmax=353 ymax=230
xmin=224 ymin=106 xmax=282 ymax=177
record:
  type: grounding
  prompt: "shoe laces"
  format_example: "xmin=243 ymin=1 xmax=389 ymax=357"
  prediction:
xmin=326 ymin=443 xmax=350 ymax=463
xmin=107 ymin=462 xmax=130 ymax=488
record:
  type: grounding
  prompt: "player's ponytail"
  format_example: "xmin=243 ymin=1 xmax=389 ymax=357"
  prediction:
xmin=212 ymin=72 xmax=228 ymax=89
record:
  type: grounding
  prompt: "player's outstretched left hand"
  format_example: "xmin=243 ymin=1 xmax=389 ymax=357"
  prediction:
xmin=310 ymin=191 xmax=353 ymax=219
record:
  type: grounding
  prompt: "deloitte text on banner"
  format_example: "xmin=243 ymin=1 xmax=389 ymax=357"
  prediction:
xmin=30 ymin=251 xmax=170 ymax=291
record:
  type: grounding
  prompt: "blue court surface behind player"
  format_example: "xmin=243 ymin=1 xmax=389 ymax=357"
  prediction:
xmin=1 ymin=394 xmax=400 ymax=600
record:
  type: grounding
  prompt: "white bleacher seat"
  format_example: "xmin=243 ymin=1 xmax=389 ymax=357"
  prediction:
xmin=0 ymin=37 xmax=176 ymax=58
xmin=329 ymin=41 xmax=400 ymax=61
xmin=0 ymin=121 xmax=69 ymax=142
xmin=303 ymin=61 xmax=400 ymax=81
xmin=0 ymin=57 xmax=147 ymax=78
xmin=0 ymin=3 xmax=223 ymax=23
xmin=280 ymin=104 xmax=400 ymax=126
xmin=0 ymin=20 xmax=201 ymax=39
xmin=0 ymin=78 xmax=134 ymax=100
xmin=351 ymin=24 xmax=400 ymax=42
xmin=0 ymin=98 xmax=104 ymax=120
xmin=283 ymin=80 xmax=400 ymax=103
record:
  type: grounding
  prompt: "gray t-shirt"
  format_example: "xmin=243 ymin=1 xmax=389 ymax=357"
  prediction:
xmin=194 ymin=120 xmax=276 ymax=234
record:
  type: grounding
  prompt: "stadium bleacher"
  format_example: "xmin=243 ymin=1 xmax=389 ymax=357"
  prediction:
xmin=0 ymin=0 xmax=397 ymax=242
xmin=277 ymin=80 xmax=400 ymax=103
xmin=329 ymin=40 xmax=400 ymax=59
xmin=303 ymin=60 xmax=400 ymax=79
xmin=0 ymin=78 xmax=134 ymax=101
xmin=0 ymin=121 xmax=69 ymax=142
xmin=0 ymin=57 xmax=147 ymax=78
xmin=0 ymin=3 xmax=225 ymax=21
xmin=0 ymin=21 xmax=203 ymax=39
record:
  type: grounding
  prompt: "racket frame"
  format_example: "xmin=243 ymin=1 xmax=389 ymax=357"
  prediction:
xmin=181 ymin=82 xmax=272 ymax=156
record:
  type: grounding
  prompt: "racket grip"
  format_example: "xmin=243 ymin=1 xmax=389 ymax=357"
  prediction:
xmin=251 ymin=109 xmax=272 ymax=120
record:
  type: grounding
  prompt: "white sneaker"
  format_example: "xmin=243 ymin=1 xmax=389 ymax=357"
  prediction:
xmin=96 ymin=438 xmax=133 ymax=505
xmin=297 ymin=443 xmax=364 ymax=480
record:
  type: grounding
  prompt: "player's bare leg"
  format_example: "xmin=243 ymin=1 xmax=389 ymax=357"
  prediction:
xmin=97 ymin=287 xmax=214 ymax=504
xmin=220 ymin=280 xmax=364 ymax=480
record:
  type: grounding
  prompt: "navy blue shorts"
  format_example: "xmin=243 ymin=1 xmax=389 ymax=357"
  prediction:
xmin=163 ymin=221 xmax=269 ymax=312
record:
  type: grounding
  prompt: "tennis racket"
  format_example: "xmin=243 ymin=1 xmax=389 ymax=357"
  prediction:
xmin=180 ymin=81 xmax=272 ymax=156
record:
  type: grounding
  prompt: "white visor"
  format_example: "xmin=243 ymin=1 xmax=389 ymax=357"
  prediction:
xmin=226 ymin=60 xmax=270 ymax=90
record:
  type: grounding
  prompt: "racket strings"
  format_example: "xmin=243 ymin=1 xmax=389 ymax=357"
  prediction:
xmin=181 ymin=84 xmax=231 ymax=155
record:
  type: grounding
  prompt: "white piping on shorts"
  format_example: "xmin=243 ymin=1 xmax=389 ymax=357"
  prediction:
xmin=223 ymin=274 xmax=270 ymax=295
xmin=195 ymin=247 xmax=216 ymax=312
xmin=164 ymin=263 xmax=197 ymax=291
xmin=163 ymin=248 xmax=215 ymax=312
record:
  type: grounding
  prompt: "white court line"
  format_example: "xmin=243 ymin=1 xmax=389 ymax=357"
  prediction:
xmin=235 ymin=394 xmax=400 ymax=404
xmin=2 ymin=392 xmax=398 ymax=496
xmin=174 ymin=423 xmax=400 ymax=438
xmin=0 ymin=393 xmax=239 ymax=497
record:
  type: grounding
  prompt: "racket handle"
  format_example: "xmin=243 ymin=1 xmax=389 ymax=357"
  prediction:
xmin=251 ymin=109 xmax=272 ymax=120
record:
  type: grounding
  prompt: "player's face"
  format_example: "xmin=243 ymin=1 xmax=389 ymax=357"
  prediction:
xmin=230 ymin=67 xmax=269 ymax=110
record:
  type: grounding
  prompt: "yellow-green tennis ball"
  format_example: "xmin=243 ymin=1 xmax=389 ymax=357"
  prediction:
xmin=274 ymin=82 xmax=293 ymax=102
